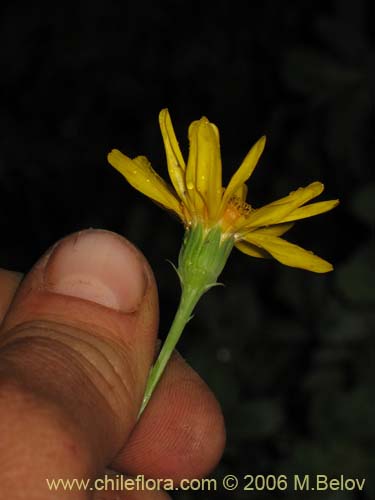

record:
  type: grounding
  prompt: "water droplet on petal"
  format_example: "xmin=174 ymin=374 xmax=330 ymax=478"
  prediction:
xmin=187 ymin=181 xmax=194 ymax=190
xmin=133 ymin=170 xmax=137 ymax=175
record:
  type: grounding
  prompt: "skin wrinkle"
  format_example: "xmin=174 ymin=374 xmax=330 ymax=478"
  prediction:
xmin=0 ymin=341 xmax=123 ymax=467
xmin=0 ymin=319 xmax=138 ymax=391
xmin=0 ymin=355 xmax=100 ymax=448
xmin=2 ymin=320 xmax=137 ymax=399
xmin=0 ymin=304 xmax=144 ymax=377
xmin=0 ymin=334 xmax=118 ymax=429
xmin=5 ymin=293 xmax=142 ymax=341
xmin=0 ymin=321 xmax=139 ymax=449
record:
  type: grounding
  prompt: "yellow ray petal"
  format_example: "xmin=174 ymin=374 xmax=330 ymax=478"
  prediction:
xmin=159 ymin=109 xmax=186 ymax=201
xmin=266 ymin=182 xmax=324 ymax=207
xmin=235 ymin=240 xmax=270 ymax=258
xmin=185 ymin=120 xmax=204 ymax=214
xmin=108 ymin=150 xmax=183 ymax=218
xmin=221 ymin=135 xmax=266 ymax=210
xmin=251 ymin=222 xmax=294 ymax=237
xmin=244 ymin=232 xmax=333 ymax=273
xmin=278 ymin=199 xmax=339 ymax=223
xmin=245 ymin=182 xmax=324 ymax=229
xmin=186 ymin=117 xmax=222 ymax=218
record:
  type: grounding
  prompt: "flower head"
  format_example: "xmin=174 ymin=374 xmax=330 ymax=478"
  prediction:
xmin=108 ymin=109 xmax=338 ymax=273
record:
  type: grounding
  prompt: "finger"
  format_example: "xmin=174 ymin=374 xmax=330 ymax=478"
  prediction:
xmin=0 ymin=269 xmax=23 ymax=323
xmin=0 ymin=229 xmax=159 ymax=499
xmin=112 ymin=351 xmax=226 ymax=482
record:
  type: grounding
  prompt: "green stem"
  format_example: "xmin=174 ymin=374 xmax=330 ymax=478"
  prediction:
xmin=138 ymin=286 xmax=202 ymax=417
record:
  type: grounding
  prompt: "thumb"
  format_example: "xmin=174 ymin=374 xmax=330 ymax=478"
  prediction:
xmin=0 ymin=229 xmax=158 ymax=496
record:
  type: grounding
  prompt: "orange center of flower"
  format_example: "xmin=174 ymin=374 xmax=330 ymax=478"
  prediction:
xmin=221 ymin=196 xmax=252 ymax=234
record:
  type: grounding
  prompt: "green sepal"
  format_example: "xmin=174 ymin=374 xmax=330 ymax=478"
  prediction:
xmin=177 ymin=224 xmax=234 ymax=296
xmin=166 ymin=259 xmax=183 ymax=286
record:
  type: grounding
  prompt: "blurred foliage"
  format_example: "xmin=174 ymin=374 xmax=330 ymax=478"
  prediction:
xmin=0 ymin=0 xmax=374 ymax=498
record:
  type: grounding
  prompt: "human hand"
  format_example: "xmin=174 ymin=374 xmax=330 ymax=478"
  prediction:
xmin=0 ymin=229 xmax=225 ymax=499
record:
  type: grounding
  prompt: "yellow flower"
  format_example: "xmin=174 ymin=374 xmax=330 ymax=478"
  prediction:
xmin=108 ymin=109 xmax=338 ymax=273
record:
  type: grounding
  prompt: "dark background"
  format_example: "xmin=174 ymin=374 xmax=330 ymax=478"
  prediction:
xmin=0 ymin=1 xmax=374 ymax=498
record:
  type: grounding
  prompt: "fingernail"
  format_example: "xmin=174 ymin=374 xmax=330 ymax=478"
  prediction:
xmin=43 ymin=230 xmax=148 ymax=313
